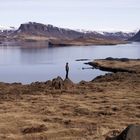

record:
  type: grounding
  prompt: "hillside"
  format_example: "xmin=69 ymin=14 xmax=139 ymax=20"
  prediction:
xmin=129 ymin=30 xmax=140 ymax=41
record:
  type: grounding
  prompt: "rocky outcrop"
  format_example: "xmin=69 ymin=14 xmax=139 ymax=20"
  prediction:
xmin=17 ymin=22 xmax=83 ymax=40
xmin=51 ymin=76 xmax=75 ymax=89
xmin=52 ymin=76 xmax=64 ymax=89
xmin=63 ymin=78 xmax=75 ymax=89
xmin=129 ymin=30 xmax=140 ymax=41
xmin=106 ymin=125 xmax=140 ymax=140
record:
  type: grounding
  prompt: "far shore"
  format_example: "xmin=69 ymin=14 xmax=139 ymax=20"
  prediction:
xmin=0 ymin=37 xmax=127 ymax=47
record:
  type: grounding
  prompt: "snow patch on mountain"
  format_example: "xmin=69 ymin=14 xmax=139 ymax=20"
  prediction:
xmin=0 ymin=25 xmax=17 ymax=31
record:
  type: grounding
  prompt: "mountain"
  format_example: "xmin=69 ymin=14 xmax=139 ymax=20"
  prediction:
xmin=98 ymin=31 xmax=135 ymax=40
xmin=0 ymin=26 xmax=16 ymax=38
xmin=76 ymin=29 xmax=135 ymax=40
xmin=0 ymin=22 xmax=135 ymax=46
xmin=13 ymin=22 xmax=134 ymax=40
xmin=15 ymin=22 xmax=83 ymax=39
xmin=129 ymin=30 xmax=140 ymax=41
xmin=0 ymin=25 xmax=16 ymax=32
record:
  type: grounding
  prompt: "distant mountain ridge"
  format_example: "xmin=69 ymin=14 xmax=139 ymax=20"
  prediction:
xmin=129 ymin=30 xmax=140 ymax=41
xmin=14 ymin=22 xmax=134 ymax=40
xmin=16 ymin=22 xmax=83 ymax=39
xmin=0 ymin=22 xmax=137 ymax=46
xmin=0 ymin=25 xmax=16 ymax=32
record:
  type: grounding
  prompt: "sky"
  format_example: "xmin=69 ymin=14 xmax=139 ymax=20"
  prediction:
xmin=0 ymin=0 xmax=140 ymax=31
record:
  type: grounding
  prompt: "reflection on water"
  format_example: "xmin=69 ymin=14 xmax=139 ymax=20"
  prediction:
xmin=0 ymin=42 xmax=139 ymax=83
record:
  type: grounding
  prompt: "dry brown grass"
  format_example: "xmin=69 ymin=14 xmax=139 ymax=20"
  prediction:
xmin=93 ymin=59 xmax=140 ymax=73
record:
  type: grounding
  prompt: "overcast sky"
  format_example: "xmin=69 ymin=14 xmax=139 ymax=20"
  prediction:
xmin=0 ymin=0 xmax=140 ymax=31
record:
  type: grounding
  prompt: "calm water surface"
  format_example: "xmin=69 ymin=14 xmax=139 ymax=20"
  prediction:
xmin=0 ymin=42 xmax=139 ymax=84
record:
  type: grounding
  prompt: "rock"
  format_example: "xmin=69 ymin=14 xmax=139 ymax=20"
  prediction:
xmin=45 ymin=76 xmax=75 ymax=90
xmin=105 ymin=57 xmax=129 ymax=62
xmin=79 ymin=80 xmax=87 ymax=85
xmin=106 ymin=124 xmax=140 ymax=140
xmin=52 ymin=76 xmax=64 ymax=89
xmin=63 ymin=78 xmax=75 ymax=89
xmin=44 ymin=80 xmax=52 ymax=87
xmin=21 ymin=124 xmax=47 ymax=134
xmin=75 ymin=59 xmax=90 ymax=61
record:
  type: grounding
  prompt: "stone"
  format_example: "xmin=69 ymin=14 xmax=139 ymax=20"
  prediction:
xmin=106 ymin=124 xmax=140 ymax=140
xmin=52 ymin=76 xmax=64 ymax=89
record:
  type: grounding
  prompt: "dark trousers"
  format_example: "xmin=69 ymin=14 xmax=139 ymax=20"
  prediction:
xmin=66 ymin=70 xmax=69 ymax=79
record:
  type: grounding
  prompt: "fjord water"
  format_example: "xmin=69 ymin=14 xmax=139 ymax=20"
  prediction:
xmin=0 ymin=42 xmax=139 ymax=84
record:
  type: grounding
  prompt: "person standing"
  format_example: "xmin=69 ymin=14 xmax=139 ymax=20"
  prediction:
xmin=65 ymin=62 xmax=69 ymax=79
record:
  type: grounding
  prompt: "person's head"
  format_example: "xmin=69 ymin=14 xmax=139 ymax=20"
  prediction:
xmin=66 ymin=62 xmax=68 ymax=65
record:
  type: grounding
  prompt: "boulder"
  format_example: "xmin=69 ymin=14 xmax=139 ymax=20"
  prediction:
xmin=52 ymin=76 xmax=64 ymax=89
xmin=106 ymin=124 xmax=140 ymax=140
xmin=63 ymin=78 xmax=75 ymax=89
xmin=50 ymin=76 xmax=75 ymax=90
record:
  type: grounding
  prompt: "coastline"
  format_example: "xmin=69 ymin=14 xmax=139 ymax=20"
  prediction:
xmin=0 ymin=38 xmax=127 ymax=47
xmin=86 ymin=58 xmax=140 ymax=73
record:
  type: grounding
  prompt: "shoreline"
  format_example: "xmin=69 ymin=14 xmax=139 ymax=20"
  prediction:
xmin=0 ymin=58 xmax=139 ymax=85
xmin=86 ymin=58 xmax=140 ymax=73
xmin=0 ymin=38 xmax=127 ymax=47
